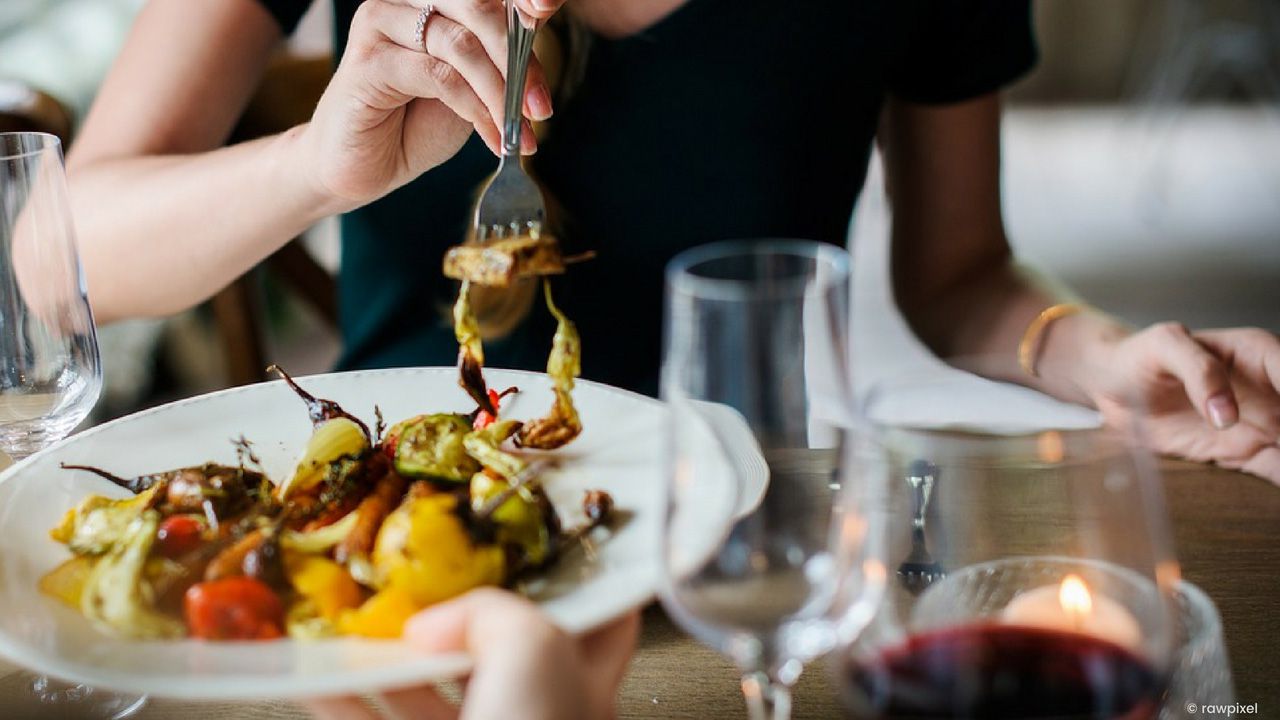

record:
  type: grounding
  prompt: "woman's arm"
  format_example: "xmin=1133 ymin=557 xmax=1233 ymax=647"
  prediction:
xmin=882 ymin=94 xmax=1128 ymax=405
xmin=70 ymin=0 xmax=566 ymax=324
xmin=68 ymin=0 xmax=330 ymax=323
xmin=884 ymin=94 xmax=1280 ymax=483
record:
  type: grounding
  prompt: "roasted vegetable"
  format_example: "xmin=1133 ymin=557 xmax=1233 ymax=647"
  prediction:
xmin=384 ymin=413 xmax=478 ymax=482
xmin=470 ymin=470 xmax=553 ymax=567
xmin=371 ymin=493 xmax=505 ymax=606
xmin=453 ymin=281 xmax=497 ymax=416
xmin=39 ymin=555 xmax=97 ymax=609
xmin=278 ymin=417 xmax=370 ymax=500
xmin=80 ymin=511 xmax=186 ymax=639
xmin=463 ymin=419 xmax=527 ymax=480
xmin=443 ymin=234 xmax=566 ymax=288
xmin=50 ymin=485 xmax=161 ymax=555
xmin=337 ymin=585 xmax=419 ymax=639
xmin=204 ymin=528 xmax=267 ymax=582
xmin=155 ymin=515 xmax=206 ymax=559
xmin=242 ymin=527 xmax=288 ymax=591
xmin=518 ymin=282 xmax=583 ymax=449
xmin=184 ymin=577 xmax=284 ymax=640
xmin=582 ymin=489 xmax=614 ymax=526
xmin=61 ymin=463 xmax=267 ymax=518
xmin=280 ymin=510 xmax=358 ymax=553
xmin=270 ymin=365 xmax=371 ymax=440
xmin=44 ymin=304 xmax=606 ymax=642
xmin=334 ymin=466 xmax=408 ymax=564
xmin=284 ymin=553 xmax=364 ymax=622
xmin=472 ymin=386 xmax=519 ymax=430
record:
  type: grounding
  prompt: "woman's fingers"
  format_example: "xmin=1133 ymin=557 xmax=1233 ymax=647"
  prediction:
xmin=370 ymin=44 xmax=507 ymax=149
xmin=303 ymin=687 xmax=459 ymax=720
xmin=351 ymin=1 xmax=541 ymax=153
xmin=513 ymin=0 xmax=569 ymax=22
xmin=358 ymin=4 xmax=505 ymax=129
xmin=376 ymin=684 xmax=460 ymax=720
xmin=579 ymin=611 xmax=641 ymax=710
xmin=1145 ymin=323 xmax=1239 ymax=430
xmin=405 ymin=587 xmax=550 ymax=656
xmin=302 ymin=696 xmax=381 ymax=720
xmin=393 ymin=0 xmax=554 ymax=121
xmin=1240 ymin=445 xmax=1280 ymax=485
xmin=1202 ymin=422 xmax=1280 ymax=484
xmin=1194 ymin=329 xmax=1280 ymax=437
xmin=1196 ymin=328 xmax=1280 ymax=399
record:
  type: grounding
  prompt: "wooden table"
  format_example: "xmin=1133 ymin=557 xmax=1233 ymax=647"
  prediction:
xmin=6 ymin=462 xmax=1277 ymax=718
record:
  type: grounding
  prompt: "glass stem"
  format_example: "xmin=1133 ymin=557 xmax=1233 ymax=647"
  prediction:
xmin=741 ymin=670 xmax=793 ymax=720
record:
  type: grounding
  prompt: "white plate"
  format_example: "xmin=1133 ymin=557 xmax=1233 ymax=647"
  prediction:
xmin=0 ymin=368 xmax=667 ymax=700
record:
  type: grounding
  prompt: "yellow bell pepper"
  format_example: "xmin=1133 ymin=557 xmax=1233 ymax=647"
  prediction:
xmin=373 ymin=493 xmax=506 ymax=607
xmin=470 ymin=471 xmax=551 ymax=567
xmin=38 ymin=555 xmax=97 ymax=609
xmin=337 ymin=494 xmax=505 ymax=638
xmin=337 ymin=585 xmax=420 ymax=639
xmin=283 ymin=552 xmax=365 ymax=621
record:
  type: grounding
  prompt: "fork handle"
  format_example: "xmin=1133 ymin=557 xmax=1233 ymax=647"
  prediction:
xmin=502 ymin=1 xmax=539 ymax=158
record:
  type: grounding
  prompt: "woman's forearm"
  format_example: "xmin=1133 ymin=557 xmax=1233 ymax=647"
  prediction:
xmin=903 ymin=260 xmax=1132 ymax=406
xmin=69 ymin=125 xmax=339 ymax=323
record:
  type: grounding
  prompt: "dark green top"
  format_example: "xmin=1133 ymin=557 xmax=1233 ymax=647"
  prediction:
xmin=258 ymin=0 xmax=1035 ymax=395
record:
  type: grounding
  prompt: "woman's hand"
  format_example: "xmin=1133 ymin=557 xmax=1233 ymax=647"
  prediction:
xmin=299 ymin=0 xmax=566 ymax=211
xmin=1088 ymin=323 xmax=1280 ymax=484
xmin=305 ymin=589 xmax=640 ymax=720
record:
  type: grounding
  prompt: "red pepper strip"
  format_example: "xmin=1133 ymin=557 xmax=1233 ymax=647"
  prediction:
xmin=472 ymin=389 xmax=505 ymax=430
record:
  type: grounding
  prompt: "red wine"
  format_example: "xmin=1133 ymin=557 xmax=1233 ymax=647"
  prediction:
xmin=840 ymin=624 xmax=1164 ymax=719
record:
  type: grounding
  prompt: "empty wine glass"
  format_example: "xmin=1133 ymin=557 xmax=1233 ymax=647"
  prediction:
xmin=660 ymin=240 xmax=886 ymax=720
xmin=836 ymin=368 xmax=1181 ymax=720
xmin=0 ymin=132 xmax=141 ymax=717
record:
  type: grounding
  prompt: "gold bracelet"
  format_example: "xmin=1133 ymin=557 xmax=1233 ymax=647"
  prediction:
xmin=1018 ymin=302 xmax=1087 ymax=378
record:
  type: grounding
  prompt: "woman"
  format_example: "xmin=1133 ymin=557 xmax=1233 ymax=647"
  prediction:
xmin=67 ymin=0 xmax=1279 ymax=486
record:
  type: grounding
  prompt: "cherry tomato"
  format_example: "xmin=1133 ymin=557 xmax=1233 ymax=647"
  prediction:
xmin=155 ymin=515 xmax=204 ymax=558
xmin=183 ymin=577 xmax=285 ymax=640
xmin=473 ymin=389 xmax=504 ymax=430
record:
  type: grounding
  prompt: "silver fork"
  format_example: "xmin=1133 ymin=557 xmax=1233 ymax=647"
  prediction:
xmin=472 ymin=0 xmax=545 ymax=241
xmin=897 ymin=459 xmax=946 ymax=595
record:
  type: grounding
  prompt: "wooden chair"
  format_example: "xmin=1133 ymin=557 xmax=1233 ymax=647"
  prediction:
xmin=214 ymin=53 xmax=336 ymax=386
xmin=0 ymin=79 xmax=73 ymax=143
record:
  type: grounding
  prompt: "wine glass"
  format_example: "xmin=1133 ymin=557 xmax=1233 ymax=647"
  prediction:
xmin=836 ymin=368 xmax=1181 ymax=719
xmin=660 ymin=240 xmax=886 ymax=720
xmin=0 ymin=132 xmax=142 ymax=718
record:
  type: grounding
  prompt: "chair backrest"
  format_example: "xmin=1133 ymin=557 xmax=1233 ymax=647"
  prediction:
xmin=214 ymin=52 xmax=335 ymax=387
xmin=0 ymin=79 xmax=72 ymax=141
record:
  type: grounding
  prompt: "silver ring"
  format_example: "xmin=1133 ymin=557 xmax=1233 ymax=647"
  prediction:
xmin=413 ymin=5 xmax=434 ymax=51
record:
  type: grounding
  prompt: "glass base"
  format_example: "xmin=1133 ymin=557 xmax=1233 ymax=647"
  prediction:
xmin=0 ymin=671 xmax=147 ymax=719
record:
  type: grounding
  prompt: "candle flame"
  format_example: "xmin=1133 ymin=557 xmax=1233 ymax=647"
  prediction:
xmin=1058 ymin=574 xmax=1093 ymax=617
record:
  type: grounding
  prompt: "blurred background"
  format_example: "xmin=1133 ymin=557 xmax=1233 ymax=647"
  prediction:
xmin=1 ymin=0 xmax=1277 ymax=421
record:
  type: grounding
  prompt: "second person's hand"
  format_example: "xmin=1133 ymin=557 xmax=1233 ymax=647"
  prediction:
xmin=297 ymin=0 xmax=567 ymax=212
xmin=305 ymin=589 xmax=641 ymax=720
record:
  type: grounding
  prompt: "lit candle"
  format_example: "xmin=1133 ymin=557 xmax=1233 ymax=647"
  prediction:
xmin=1001 ymin=574 xmax=1142 ymax=651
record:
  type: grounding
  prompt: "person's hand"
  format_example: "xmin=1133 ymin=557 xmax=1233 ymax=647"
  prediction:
xmin=304 ymin=589 xmax=641 ymax=720
xmin=297 ymin=0 xmax=567 ymax=212
xmin=1088 ymin=323 xmax=1280 ymax=484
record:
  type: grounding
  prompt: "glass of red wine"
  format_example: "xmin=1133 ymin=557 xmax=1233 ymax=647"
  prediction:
xmin=838 ymin=370 xmax=1180 ymax=720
